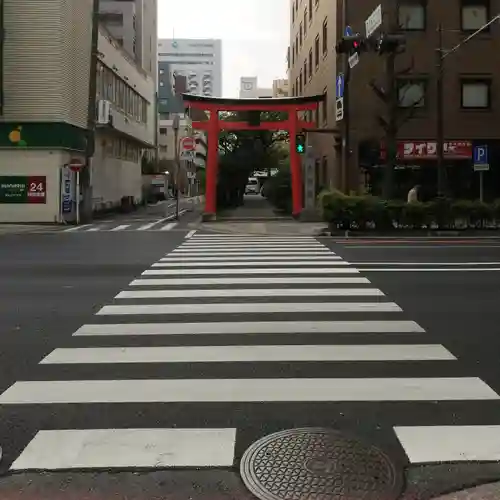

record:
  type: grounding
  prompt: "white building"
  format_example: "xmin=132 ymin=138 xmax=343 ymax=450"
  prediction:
xmin=273 ymin=79 xmax=289 ymax=97
xmin=239 ymin=77 xmax=273 ymax=98
xmin=99 ymin=0 xmax=158 ymax=82
xmin=158 ymin=38 xmax=222 ymax=97
xmin=0 ymin=0 xmax=155 ymax=223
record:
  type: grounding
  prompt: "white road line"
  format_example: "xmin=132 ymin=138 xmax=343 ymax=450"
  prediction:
xmin=40 ymin=344 xmax=455 ymax=364
xmin=178 ymin=244 xmax=326 ymax=249
xmin=87 ymin=227 xmax=101 ymax=232
xmin=171 ymin=250 xmax=334 ymax=255
xmin=138 ymin=221 xmax=161 ymax=230
xmin=352 ymin=262 xmax=500 ymax=266
xmin=1 ymin=378 xmax=496 ymax=404
xmin=192 ymin=235 xmax=314 ymax=239
xmin=160 ymin=256 xmax=340 ymax=261
xmin=96 ymin=302 xmax=401 ymax=315
xmin=348 ymin=245 xmax=500 ymax=249
xmin=142 ymin=267 xmax=359 ymax=276
xmin=73 ymin=320 xmax=425 ymax=336
xmin=111 ymin=225 xmax=130 ymax=231
xmin=160 ymin=222 xmax=177 ymax=231
xmin=10 ymin=428 xmax=236 ymax=470
xmin=185 ymin=230 xmax=197 ymax=238
xmin=360 ymin=268 xmax=500 ymax=272
xmin=151 ymin=261 xmax=350 ymax=268
xmin=394 ymin=425 xmax=500 ymax=463
xmin=130 ymin=277 xmax=371 ymax=286
xmin=62 ymin=225 xmax=90 ymax=232
xmin=186 ymin=239 xmax=319 ymax=243
xmin=116 ymin=288 xmax=384 ymax=299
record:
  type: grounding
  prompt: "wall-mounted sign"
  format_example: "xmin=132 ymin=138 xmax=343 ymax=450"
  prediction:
xmin=0 ymin=176 xmax=47 ymax=204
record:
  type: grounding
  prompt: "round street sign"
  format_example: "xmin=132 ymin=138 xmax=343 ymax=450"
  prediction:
xmin=181 ymin=136 xmax=195 ymax=151
xmin=68 ymin=158 xmax=84 ymax=172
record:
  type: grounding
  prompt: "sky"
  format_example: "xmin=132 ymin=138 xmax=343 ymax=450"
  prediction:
xmin=158 ymin=0 xmax=290 ymax=97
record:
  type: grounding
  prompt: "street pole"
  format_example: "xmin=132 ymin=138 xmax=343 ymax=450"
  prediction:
xmin=341 ymin=0 xmax=350 ymax=193
xmin=172 ymin=115 xmax=180 ymax=220
xmin=436 ymin=23 xmax=446 ymax=197
xmin=83 ymin=0 xmax=100 ymax=223
xmin=383 ymin=49 xmax=397 ymax=200
xmin=479 ymin=170 xmax=484 ymax=202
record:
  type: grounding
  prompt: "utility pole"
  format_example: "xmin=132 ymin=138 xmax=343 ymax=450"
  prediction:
xmin=172 ymin=114 xmax=180 ymax=220
xmin=341 ymin=0 xmax=350 ymax=193
xmin=436 ymin=23 xmax=446 ymax=197
xmin=384 ymin=49 xmax=397 ymax=199
xmin=83 ymin=0 xmax=100 ymax=223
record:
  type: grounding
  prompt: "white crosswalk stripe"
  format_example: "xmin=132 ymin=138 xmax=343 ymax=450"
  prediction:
xmin=2 ymin=234 xmax=500 ymax=471
xmin=60 ymin=215 xmax=187 ymax=232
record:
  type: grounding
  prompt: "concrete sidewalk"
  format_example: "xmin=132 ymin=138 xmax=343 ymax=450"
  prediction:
xmin=431 ymin=481 xmax=500 ymax=499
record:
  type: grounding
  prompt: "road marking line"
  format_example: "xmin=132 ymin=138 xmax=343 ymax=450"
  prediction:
xmin=73 ymin=320 xmax=424 ymax=336
xmin=359 ymin=268 xmax=500 ymax=272
xmin=394 ymin=425 xmax=500 ymax=463
xmin=346 ymin=245 xmax=500 ymax=249
xmin=352 ymin=262 xmax=500 ymax=266
xmin=160 ymin=222 xmax=177 ymax=231
xmin=161 ymin=255 xmax=341 ymax=261
xmin=41 ymin=344 xmax=455 ymax=364
xmin=116 ymin=288 xmax=384 ymax=299
xmin=192 ymin=235 xmax=314 ymax=238
xmin=130 ymin=277 xmax=371 ymax=286
xmin=142 ymin=267 xmax=359 ymax=275
xmin=87 ymin=227 xmax=101 ymax=232
xmin=10 ymin=428 xmax=236 ymax=470
xmin=96 ymin=302 xmax=401 ymax=315
xmin=170 ymin=250 xmax=334 ymax=255
xmin=187 ymin=238 xmax=319 ymax=242
xmin=179 ymin=244 xmax=326 ymax=248
xmin=111 ymin=225 xmax=130 ymax=231
xmin=151 ymin=261 xmax=350 ymax=268
xmin=185 ymin=230 xmax=197 ymax=238
xmin=1 ymin=378 xmax=496 ymax=404
xmin=138 ymin=221 xmax=161 ymax=230
xmin=62 ymin=225 xmax=90 ymax=232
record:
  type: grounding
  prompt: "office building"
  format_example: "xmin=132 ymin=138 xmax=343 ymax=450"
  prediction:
xmin=239 ymin=77 xmax=273 ymax=98
xmin=158 ymin=38 xmax=222 ymax=97
xmin=273 ymin=78 xmax=289 ymax=97
xmin=99 ymin=0 xmax=158 ymax=80
xmin=289 ymin=0 xmax=500 ymax=198
xmin=0 ymin=0 xmax=156 ymax=222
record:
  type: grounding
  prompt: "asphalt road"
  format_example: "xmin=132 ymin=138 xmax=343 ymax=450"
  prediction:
xmin=0 ymin=232 xmax=499 ymax=499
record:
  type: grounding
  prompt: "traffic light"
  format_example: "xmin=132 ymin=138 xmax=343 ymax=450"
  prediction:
xmin=295 ymin=133 xmax=306 ymax=154
xmin=335 ymin=35 xmax=369 ymax=54
xmin=376 ymin=34 xmax=406 ymax=55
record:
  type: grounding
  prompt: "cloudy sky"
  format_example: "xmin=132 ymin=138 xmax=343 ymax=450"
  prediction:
xmin=158 ymin=0 xmax=290 ymax=97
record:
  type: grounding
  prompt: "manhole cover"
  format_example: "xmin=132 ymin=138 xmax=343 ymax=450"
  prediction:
xmin=240 ymin=427 xmax=403 ymax=500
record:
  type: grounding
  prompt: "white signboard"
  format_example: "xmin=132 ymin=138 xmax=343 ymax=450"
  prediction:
xmin=335 ymin=98 xmax=344 ymax=121
xmin=348 ymin=52 xmax=359 ymax=69
xmin=365 ymin=4 xmax=382 ymax=38
xmin=180 ymin=150 xmax=195 ymax=160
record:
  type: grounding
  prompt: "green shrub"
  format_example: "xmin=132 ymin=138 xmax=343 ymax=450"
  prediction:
xmin=319 ymin=190 xmax=500 ymax=231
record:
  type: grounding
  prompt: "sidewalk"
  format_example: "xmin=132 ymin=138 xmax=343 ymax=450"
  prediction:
xmin=217 ymin=195 xmax=289 ymax=221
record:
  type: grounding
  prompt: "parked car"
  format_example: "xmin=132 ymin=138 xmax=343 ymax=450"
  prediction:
xmin=245 ymin=178 xmax=259 ymax=194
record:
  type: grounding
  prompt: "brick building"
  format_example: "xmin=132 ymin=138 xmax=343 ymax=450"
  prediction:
xmin=289 ymin=0 xmax=500 ymax=199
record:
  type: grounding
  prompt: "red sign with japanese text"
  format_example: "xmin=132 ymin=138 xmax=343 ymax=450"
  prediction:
xmin=26 ymin=176 xmax=47 ymax=203
xmin=380 ymin=141 xmax=473 ymax=160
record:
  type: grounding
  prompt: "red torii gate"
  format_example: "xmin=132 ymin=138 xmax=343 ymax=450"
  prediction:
xmin=182 ymin=94 xmax=325 ymax=220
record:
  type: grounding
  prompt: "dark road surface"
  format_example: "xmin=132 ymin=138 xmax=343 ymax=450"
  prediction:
xmin=0 ymin=231 xmax=499 ymax=499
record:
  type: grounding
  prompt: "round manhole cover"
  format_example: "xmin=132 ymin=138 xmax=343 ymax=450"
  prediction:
xmin=240 ymin=427 xmax=403 ymax=500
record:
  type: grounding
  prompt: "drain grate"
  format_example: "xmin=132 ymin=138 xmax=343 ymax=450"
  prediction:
xmin=240 ymin=427 xmax=403 ymax=500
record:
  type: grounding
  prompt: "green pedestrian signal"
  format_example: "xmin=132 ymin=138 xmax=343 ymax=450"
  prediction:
xmin=296 ymin=133 xmax=306 ymax=154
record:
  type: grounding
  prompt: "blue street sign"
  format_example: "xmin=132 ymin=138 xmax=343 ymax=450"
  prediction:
xmin=345 ymin=25 xmax=353 ymax=36
xmin=473 ymin=145 xmax=488 ymax=165
xmin=336 ymin=74 xmax=345 ymax=98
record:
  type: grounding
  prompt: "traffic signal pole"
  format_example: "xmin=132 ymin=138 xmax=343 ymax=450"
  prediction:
xmin=341 ymin=0 xmax=350 ymax=193
xmin=383 ymin=50 xmax=397 ymax=199
xmin=436 ymin=23 xmax=446 ymax=197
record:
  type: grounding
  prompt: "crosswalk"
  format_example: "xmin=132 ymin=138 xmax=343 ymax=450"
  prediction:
xmin=2 ymin=233 xmax=500 ymax=471
xmin=61 ymin=211 xmax=188 ymax=232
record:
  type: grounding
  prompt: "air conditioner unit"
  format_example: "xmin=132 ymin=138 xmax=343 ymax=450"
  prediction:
xmin=97 ymin=100 xmax=111 ymax=124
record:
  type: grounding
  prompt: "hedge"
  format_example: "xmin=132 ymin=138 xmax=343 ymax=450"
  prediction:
xmin=319 ymin=190 xmax=500 ymax=231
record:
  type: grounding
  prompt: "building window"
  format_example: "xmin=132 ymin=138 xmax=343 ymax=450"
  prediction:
xmin=292 ymin=42 xmax=295 ymax=65
xmin=322 ymin=18 xmax=328 ymax=55
xmin=461 ymin=79 xmax=491 ymax=108
xmin=303 ymin=60 xmax=307 ymax=82
xmin=461 ymin=0 xmax=489 ymax=31
xmin=299 ymin=70 xmax=303 ymax=94
xmin=308 ymin=0 xmax=313 ymax=19
xmin=292 ymin=4 xmax=295 ymax=23
xmin=398 ymin=2 xmax=426 ymax=30
xmin=292 ymin=84 xmax=295 ymax=96
xmin=299 ymin=23 xmax=303 ymax=46
xmin=322 ymin=89 xmax=327 ymax=123
xmin=295 ymin=35 xmax=299 ymax=56
xmin=314 ymin=34 xmax=320 ymax=68
xmin=308 ymin=49 xmax=313 ymax=78
xmin=397 ymin=79 xmax=426 ymax=107
xmin=295 ymin=76 xmax=299 ymax=95
xmin=304 ymin=10 xmax=308 ymax=36
xmin=159 ymin=127 xmax=167 ymax=135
